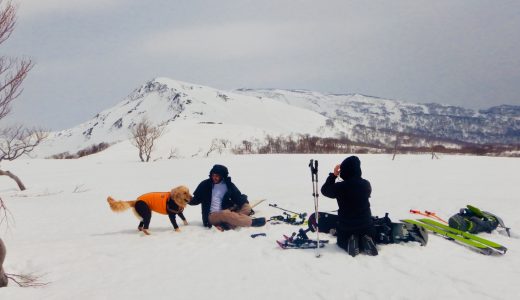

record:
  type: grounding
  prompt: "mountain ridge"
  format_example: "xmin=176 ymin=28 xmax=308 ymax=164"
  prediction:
xmin=35 ymin=77 xmax=519 ymax=159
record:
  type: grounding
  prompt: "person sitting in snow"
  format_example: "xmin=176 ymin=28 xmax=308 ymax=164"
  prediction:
xmin=321 ymin=156 xmax=378 ymax=257
xmin=189 ymin=164 xmax=265 ymax=230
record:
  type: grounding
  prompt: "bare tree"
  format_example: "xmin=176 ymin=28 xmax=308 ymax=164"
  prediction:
xmin=130 ymin=118 xmax=164 ymax=162
xmin=0 ymin=126 xmax=47 ymax=190
xmin=0 ymin=1 xmax=39 ymax=192
xmin=0 ymin=1 xmax=50 ymax=289
xmin=206 ymin=138 xmax=231 ymax=156
xmin=0 ymin=2 xmax=32 ymax=120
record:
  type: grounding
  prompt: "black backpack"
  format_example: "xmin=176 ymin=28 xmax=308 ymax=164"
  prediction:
xmin=448 ymin=206 xmax=499 ymax=234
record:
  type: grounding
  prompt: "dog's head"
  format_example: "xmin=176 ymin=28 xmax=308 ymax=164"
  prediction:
xmin=171 ymin=185 xmax=192 ymax=208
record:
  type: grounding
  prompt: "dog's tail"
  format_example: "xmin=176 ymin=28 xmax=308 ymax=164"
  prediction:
xmin=107 ymin=196 xmax=137 ymax=212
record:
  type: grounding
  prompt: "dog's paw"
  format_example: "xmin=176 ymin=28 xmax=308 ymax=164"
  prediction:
xmin=183 ymin=220 xmax=189 ymax=225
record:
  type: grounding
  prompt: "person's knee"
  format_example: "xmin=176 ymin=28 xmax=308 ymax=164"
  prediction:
xmin=238 ymin=203 xmax=252 ymax=215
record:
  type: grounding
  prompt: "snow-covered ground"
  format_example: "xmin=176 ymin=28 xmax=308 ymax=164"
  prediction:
xmin=1 ymin=154 xmax=519 ymax=299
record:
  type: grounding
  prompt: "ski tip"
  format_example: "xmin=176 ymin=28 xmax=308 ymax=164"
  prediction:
xmin=276 ymin=240 xmax=286 ymax=249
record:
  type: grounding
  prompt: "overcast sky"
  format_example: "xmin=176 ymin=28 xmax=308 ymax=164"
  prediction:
xmin=2 ymin=0 xmax=520 ymax=130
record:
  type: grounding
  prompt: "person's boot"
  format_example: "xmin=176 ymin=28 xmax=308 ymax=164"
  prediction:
xmin=347 ymin=234 xmax=360 ymax=257
xmin=361 ymin=235 xmax=378 ymax=256
xmin=251 ymin=217 xmax=266 ymax=227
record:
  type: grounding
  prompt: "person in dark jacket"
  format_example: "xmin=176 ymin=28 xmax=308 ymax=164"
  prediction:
xmin=189 ymin=164 xmax=265 ymax=229
xmin=321 ymin=156 xmax=378 ymax=256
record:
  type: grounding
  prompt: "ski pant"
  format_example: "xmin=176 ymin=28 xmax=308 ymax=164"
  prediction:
xmin=208 ymin=203 xmax=252 ymax=228
xmin=135 ymin=200 xmax=152 ymax=229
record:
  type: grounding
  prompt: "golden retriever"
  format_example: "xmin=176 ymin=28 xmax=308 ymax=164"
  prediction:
xmin=107 ymin=185 xmax=192 ymax=235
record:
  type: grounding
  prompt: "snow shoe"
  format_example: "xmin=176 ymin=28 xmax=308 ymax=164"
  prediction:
xmin=361 ymin=235 xmax=378 ymax=256
xmin=392 ymin=223 xmax=428 ymax=246
xmin=346 ymin=234 xmax=360 ymax=257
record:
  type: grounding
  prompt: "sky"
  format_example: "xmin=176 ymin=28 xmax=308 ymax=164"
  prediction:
xmin=1 ymin=0 xmax=520 ymax=130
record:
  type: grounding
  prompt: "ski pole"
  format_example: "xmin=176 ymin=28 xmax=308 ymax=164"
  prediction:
xmin=410 ymin=209 xmax=448 ymax=224
xmin=269 ymin=203 xmax=301 ymax=216
xmin=424 ymin=210 xmax=448 ymax=224
xmin=309 ymin=159 xmax=320 ymax=257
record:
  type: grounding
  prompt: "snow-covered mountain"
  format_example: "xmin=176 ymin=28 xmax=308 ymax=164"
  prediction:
xmin=35 ymin=78 xmax=332 ymax=158
xmin=36 ymin=78 xmax=519 ymax=159
xmin=236 ymin=89 xmax=520 ymax=145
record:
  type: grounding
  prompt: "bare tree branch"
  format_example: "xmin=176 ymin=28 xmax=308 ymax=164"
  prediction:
xmin=0 ymin=2 xmax=33 ymax=121
xmin=0 ymin=0 xmax=16 ymax=45
xmin=5 ymin=273 xmax=50 ymax=287
xmin=130 ymin=118 xmax=164 ymax=162
xmin=0 ymin=197 xmax=13 ymax=232
xmin=0 ymin=126 xmax=47 ymax=191
xmin=0 ymin=2 xmax=49 ymax=290
xmin=0 ymin=126 xmax=47 ymax=162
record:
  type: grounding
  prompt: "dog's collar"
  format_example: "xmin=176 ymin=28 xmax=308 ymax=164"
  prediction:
xmin=167 ymin=206 xmax=184 ymax=214
xmin=167 ymin=198 xmax=185 ymax=214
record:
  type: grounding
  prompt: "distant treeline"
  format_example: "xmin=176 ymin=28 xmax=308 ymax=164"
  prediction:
xmin=228 ymin=134 xmax=520 ymax=157
xmin=50 ymin=142 xmax=110 ymax=159
xmin=48 ymin=135 xmax=519 ymax=160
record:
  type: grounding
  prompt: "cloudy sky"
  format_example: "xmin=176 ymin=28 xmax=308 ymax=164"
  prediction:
xmin=2 ymin=0 xmax=520 ymax=130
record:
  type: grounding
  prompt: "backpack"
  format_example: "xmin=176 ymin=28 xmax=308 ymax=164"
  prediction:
xmin=448 ymin=206 xmax=499 ymax=234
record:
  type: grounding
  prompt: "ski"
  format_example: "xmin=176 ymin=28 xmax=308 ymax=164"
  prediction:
xmin=277 ymin=239 xmax=328 ymax=249
xmin=417 ymin=218 xmax=507 ymax=254
xmin=401 ymin=219 xmax=496 ymax=255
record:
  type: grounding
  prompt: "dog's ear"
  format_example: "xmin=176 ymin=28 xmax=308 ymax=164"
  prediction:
xmin=180 ymin=186 xmax=192 ymax=204
xmin=171 ymin=186 xmax=192 ymax=206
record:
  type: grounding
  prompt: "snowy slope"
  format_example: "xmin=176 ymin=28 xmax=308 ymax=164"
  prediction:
xmin=1 ymin=154 xmax=520 ymax=299
xmin=36 ymin=78 xmax=331 ymax=159
xmin=36 ymin=78 xmax=519 ymax=160
xmin=237 ymin=89 xmax=520 ymax=144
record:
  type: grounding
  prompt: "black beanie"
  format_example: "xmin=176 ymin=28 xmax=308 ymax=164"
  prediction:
xmin=339 ymin=156 xmax=362 ymax=179
xmin=209 ymin=164 xmax=229 ymax=178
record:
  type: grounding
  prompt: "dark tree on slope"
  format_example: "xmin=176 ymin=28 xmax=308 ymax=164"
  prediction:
xmin=130 ymin=118 xmax=164 ymax=162
xmin=0 ymin=0 xmax=46 ymax=192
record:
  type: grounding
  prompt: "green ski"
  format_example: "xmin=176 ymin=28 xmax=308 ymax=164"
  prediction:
xmin=418 ymin=218 xmax=507 ymax=254
xmin=401 ymin=219 xmax=495 ymax=255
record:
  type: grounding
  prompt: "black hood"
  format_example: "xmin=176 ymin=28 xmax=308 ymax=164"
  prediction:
xmin=339 ymin=156 xmax=362 ymax=180
xmin=209 ymin=164 xmax=229 ymax=178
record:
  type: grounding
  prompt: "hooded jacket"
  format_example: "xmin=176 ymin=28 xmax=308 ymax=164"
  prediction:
xmin=321 ymin=156 xmax=373 ymax=230
xmin=189 ymin=165 xmax=248 ymax=227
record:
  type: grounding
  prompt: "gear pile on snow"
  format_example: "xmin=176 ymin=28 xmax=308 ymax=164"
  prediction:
xmin=449 ymin=205 xmax=511 ymax=237
xmin=307 ymin=212 xmax=428 ymax=246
